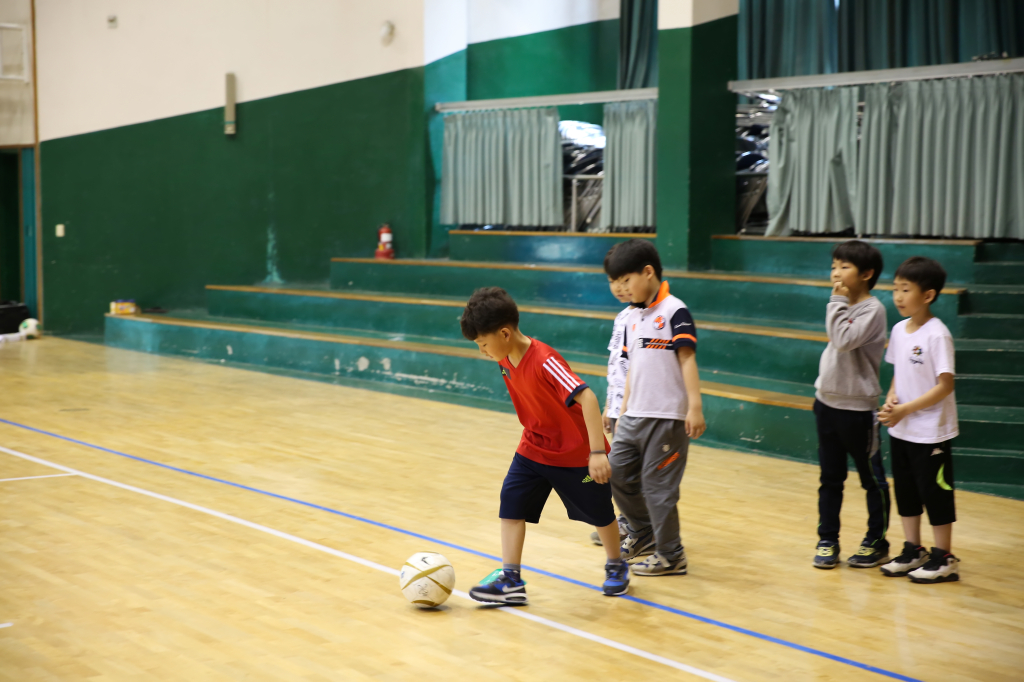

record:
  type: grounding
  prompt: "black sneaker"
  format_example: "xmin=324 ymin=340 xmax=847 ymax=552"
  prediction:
xmin=879 ymin=541 xmax=929 ymax=577
xmin=468 ymin=569 xmax=528 ymax=604
xmin=908 ymin=547 xmax=960 ymax=584
xmin=847 ymin=540 xmax=890 ymax=568
xmin=813 ymin=541 xmax=840 ymax=569
xmin=620 ymin=529 xmax=656 ymax=562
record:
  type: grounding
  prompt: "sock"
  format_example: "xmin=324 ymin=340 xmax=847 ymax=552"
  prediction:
xmin=502 ymin=563 xmax=521 ymax=576
xmin=606 ymin=557 xmax=624 ymax=566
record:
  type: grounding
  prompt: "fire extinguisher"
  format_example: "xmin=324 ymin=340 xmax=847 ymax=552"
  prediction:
xmin=375 ymin=223 xmax=395 ymax=260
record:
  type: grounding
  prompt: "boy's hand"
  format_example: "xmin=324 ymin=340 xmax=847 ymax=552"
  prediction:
xmin=832 ymin=281 xmax=850 ymax=298
xmin=882 ymin=394 xmax=899 ymax=413
xmin=878 ymin=403 xmax=908 ymax=427
xmin=589 ymin=453 xmax=611 ymax=484
xmin=602 ymin=413 xmax=612 ymax=435
xmin=685 ymin=408 xmax=706 ymax=439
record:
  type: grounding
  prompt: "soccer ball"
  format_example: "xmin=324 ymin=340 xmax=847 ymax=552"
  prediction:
xmin=18 ymin=318 xmax=40 ymax=339
xmin=399 ymin=552 xmax=455 ymax=608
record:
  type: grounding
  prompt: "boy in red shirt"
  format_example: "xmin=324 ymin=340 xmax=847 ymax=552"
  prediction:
xmin=461 ymin=287 xmax=628 ymax=603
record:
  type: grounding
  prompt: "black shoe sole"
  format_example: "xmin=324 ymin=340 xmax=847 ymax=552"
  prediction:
xmin=813 ymin=562 xmax=839 ymax=570
xmin=847 ymin=556 xmax=889 ymax=568
xmin=602 ymin=585 xmax=629 ymax=596
xmin=469 ymin=590 xmax=528 ymax=605
xmin=909 ymin=573 xmax=960 ymax=584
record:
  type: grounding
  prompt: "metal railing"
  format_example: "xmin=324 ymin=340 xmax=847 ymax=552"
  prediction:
xmin=566 ymin=174 xmax=603 ymax=232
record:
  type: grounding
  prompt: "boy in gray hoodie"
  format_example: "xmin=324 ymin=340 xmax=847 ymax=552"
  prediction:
xmin=813 ymin=240 xmax=891 ymax=570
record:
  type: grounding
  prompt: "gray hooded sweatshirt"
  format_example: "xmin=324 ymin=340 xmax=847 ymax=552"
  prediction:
xmin=814 ymin=295 xmax=887 ymax=412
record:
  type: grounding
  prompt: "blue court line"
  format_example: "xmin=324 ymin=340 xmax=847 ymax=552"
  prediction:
xmin=0 ymin=417 xmax=920 ymax=682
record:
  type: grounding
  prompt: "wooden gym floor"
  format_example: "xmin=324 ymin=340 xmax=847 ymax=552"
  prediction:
xmin=1 ymin=338 xmax=1022 ymax=682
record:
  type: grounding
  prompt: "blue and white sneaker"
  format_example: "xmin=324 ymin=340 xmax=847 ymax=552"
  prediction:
xmin=469 ymin=569 xmax=528 ymax=605
xmin=602 ymin=561 xmax=630 ymax=596
xmin=632 ymin=552 xmax=688 ymax=576
xmin=620 ymin=529 xmax=656 ymax=562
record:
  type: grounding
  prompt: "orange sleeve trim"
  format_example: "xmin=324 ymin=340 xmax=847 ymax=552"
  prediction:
xmin=672 ymin=334 xmax=697 ymax=343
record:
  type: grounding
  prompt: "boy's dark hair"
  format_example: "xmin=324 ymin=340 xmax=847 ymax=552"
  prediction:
xmin=894 ymin=257 xmax=947 ymax=302
xmin=460 ymin=287 xmax=520 ymax=340
xmin=832 ymin=240 xmax=884 ymax=289
xmin=604 ymin=238 xmax=662 ymax=280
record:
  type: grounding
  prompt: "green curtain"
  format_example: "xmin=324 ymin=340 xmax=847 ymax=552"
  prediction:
xmin=440 ymin=108 xmax=562 ymax=227
xmin=959 ymin=0 xmax=1024 ymax=61
xmin=838 ymin=0 xmax=959 ymax=72
xmin=600 ymin=100 xmax=657 ymax=230
xmin=855 ymin=83 xmax=896 ymax=235
xmin=765 ymin=87 xmax=858 ymax=235
xmin=738 ymin=0 xmax=839 ymax=80
xmin=619 ymin=0 xmax=658 ymax=89
xmin=742 ymin=0 xmax=1024 ymax=79
xmin=881 ymin=74 xmax=1024 ymax=238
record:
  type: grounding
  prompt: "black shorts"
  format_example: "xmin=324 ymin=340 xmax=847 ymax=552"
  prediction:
xmin=890 ymin=436 xmax=957 ymax=526
xmin=499 ymin=453 xmax=615 ymax=527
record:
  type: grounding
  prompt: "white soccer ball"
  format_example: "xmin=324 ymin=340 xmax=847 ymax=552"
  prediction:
xmin=399 ymin=552 xmax=455 ymax=608
xmin=18 ymin=318 xmax=40 ymax=339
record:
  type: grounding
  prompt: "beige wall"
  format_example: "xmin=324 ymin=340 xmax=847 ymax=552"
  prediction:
xmin=36 ymin=0 xmax=427 ymax=142
xmin=0 ymin=0 xmax=35 ymax=146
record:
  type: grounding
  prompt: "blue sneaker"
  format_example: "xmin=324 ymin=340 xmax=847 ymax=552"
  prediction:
xmin=603 ymin=561 xmax=630 ymax=596
xmin=469 ymin=569 xmax=528 ymax=605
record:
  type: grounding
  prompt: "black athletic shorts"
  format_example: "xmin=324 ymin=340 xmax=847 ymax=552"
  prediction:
xmin=890 ymin=436 xmax=957 ymax=526
xmin=499 ymin=453 xmax=615 ymax=527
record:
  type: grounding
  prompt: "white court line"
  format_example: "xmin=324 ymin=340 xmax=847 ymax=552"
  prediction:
xmin=0 ymin=473 xmax=77 ymax=483
xmin=0 ymin=623 xmax=12 ymax=629
xmin=0 ymin=445 xmax=736 ymax=682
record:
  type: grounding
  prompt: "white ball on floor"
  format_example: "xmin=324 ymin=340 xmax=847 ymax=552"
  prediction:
xmin=18 ymin=318 xmax=40 ymax=339
xmin=399 ymin=552 xmax=455 ymax=608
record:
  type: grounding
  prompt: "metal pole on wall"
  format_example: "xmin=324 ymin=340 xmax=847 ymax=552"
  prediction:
xmin=29 ymin=0 xmax=41 ymax=323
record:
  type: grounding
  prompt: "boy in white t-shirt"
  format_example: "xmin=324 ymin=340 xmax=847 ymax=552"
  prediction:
xmin=878 ymin=257 xmax=960 ymax=584
xmin=591 ymin=246 xmax=635 ymax=547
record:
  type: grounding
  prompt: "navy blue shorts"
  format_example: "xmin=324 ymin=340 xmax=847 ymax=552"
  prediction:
xmin=499 ymin=453 xmax=615 ymax=527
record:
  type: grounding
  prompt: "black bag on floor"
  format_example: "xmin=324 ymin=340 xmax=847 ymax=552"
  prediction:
xmin=0 ymin=301 xmax=30 ymax=334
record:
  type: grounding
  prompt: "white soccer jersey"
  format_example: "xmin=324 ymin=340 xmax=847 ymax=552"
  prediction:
xmin=621 ymin=281 xmax=698 ymax=422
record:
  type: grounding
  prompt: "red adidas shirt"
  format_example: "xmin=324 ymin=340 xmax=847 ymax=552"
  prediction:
xmin=498 ymin=339 xmax=609 ymax=467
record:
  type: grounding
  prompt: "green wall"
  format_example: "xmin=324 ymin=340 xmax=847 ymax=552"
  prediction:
xmin=41 ymin=67 xmax=428 ymax=334
xmin=467 ymin=20 xmax=619 ymax=124
xmin=656 ymin=16 xmax=737 ymax=270
xmin=0 ymin=151 xmax=20 ymax=302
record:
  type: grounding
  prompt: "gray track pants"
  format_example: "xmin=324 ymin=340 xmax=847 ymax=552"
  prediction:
xmin=608 ymin=415 xmax=689 ymax=560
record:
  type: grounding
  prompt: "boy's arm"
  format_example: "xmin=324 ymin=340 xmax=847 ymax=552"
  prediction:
xmin=878 ymin=374 xmax=954 ymax=427
xmin=576 ymin=388 xmax=612 ymax=484
xmin=678 ymin=348 xmax=706 ymax=439
xmin=826 ymin=296 xmax=886 ymax=352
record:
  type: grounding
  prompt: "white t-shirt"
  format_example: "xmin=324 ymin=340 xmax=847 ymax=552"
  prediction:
xmin=884 ymin=317 xmax=959 ymax=444
xmin=605 ymin=306 xmax=632 ymax=419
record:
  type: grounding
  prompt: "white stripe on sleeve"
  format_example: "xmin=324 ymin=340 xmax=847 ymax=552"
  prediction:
xmin=544 ymin=358 xmax=580 ymax=392
xmin=543 ymin=359 xmax=577 ymax=393
xmin=546 ymin=358 xmax=581 ymax=387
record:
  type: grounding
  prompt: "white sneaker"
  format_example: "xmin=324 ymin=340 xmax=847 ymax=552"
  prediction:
xmin=879 ymin=541 xmax=929 ymax=577
xmin=909 ymin=547 xmax=960 ymax=584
